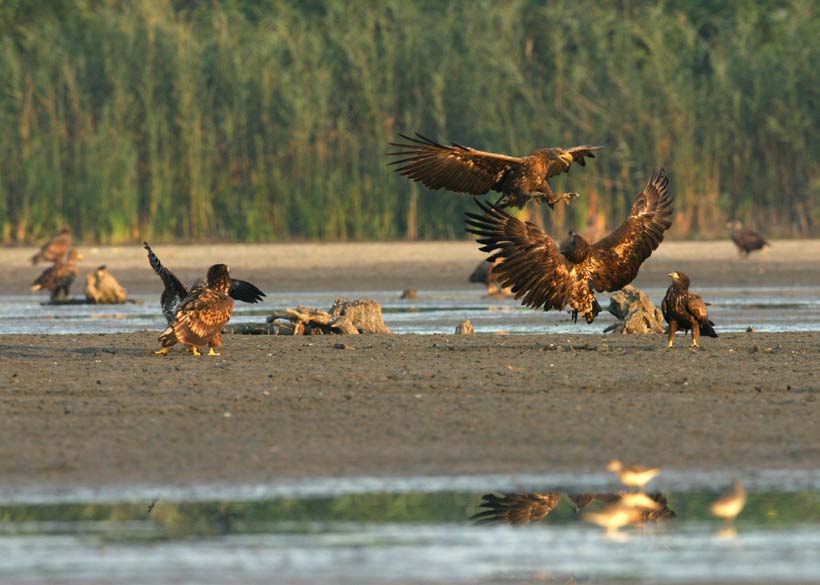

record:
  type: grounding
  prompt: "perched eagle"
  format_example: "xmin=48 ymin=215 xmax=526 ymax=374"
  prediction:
xmin=661 ymin=271 xmax=717 ymax=348
xmin=465 ymin=169 xmax=673 ymax=324
xmin=388 ymin=133 xmax=605 ymax=208
xmin=31 ymin=226 xmax=72 ymax=265
xmin=30 ymin=249 xmax=83 ymax=301
xmin=156 ymin=264 xmax=234 ymax=356
xmin=727 ymin=221 xmax=769 ymax=256
xmin=144 ymin=242 xmax=265 ymax=326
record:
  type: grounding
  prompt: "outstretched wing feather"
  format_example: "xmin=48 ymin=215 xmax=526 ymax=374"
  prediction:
xmin=230 ymin=278 xmax=266 ymax=304
xmin=144 ymin=242 xmax=188 ymax=325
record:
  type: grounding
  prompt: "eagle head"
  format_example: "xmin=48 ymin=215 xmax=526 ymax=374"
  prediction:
xmin=667 ymin=271 xmax=690 ymax=288
xmin=206 ymin=264 xmax=232 ymax=292
xmin=557 ymin=150 xmax=573 ymax=170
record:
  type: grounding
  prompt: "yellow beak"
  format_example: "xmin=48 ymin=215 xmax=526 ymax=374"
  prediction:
xmin=560 ymin=152 xmax=573 ymax=166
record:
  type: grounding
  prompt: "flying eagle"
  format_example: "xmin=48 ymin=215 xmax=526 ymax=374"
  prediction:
xmin=144 ymin=242 xmax=265 ymax=326
xmin=465 ymin=169 xmax=673 ymax=324
xmin=31 ymin=226 xmax=72 ymax=265
xmin=727 ymin=221 xmax=769 ymax=256
xmin=661 ymin=271 xmax=718 ymax=348
xmin=156 ymin=264 xmax=234 ymax=356
xmin=388 ymin=133 xmax=605 ymax=208
xmin=30 ymin=249 xmax=84 ymax=301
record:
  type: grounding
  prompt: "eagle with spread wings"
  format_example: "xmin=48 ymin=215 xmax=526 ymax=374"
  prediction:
xmin=144 ymin=242 xmax=265 ymax=326
xmin=465 ymin=169 xmax=673 ymax=324
xmin=388 ymin=133 xmax=605 ymax=208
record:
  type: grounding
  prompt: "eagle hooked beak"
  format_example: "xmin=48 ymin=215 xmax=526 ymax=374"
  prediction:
xmin=667 ymin=272 xmax=678 ymax=280
xmin=559 ymin=152 xmax=573 ymax=167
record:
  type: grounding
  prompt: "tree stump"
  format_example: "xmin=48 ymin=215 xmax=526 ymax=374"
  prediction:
xmin=605 ymin=285 xmax=665 ymax=334
xmin=247 ymin=298 xmax=392 ymax=335
xmin=455 ymin=320 xmax=474 ymax=335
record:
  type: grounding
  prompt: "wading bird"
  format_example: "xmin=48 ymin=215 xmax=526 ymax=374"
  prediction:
xmin=607 ymin=459 xmax=661 ymax=490
xmin=710 ymin=480 xmax=746 ymax=521
xmin=388 ymin=133 xmax=605 ymax=209
xmin=727 ymin=221 xmax=769 ymax=257
xmin=465 ymin=169 xmax=673 ymax=324
xmin=31 ymin=226 xmax=72 ymax=265
xmin=662 ymin=271 xmax=718 ymax=349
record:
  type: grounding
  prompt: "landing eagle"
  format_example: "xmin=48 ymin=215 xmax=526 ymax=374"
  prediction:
xmin=388 ymin=133 xmax=605 ymax=208
xmin=31 ymin=226 xmax=72 ymax=265
xmin=465 ymin=169 xmax=673 ymax=324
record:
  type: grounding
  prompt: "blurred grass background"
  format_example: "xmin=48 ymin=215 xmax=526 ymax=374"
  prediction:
xmin=0 ymin=0 xmax=816 ymax=243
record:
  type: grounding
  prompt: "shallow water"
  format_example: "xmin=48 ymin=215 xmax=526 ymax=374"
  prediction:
xmin=1 ymin=285 xmax=819 ymax=335
xmin=1 ymin=479 xmax=818 ymax=585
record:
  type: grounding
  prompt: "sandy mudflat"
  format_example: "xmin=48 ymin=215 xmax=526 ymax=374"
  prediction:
xmin=0 ymin=331 xmax=818 ymax=492
xmin=4 ymin=239 xmax=820 ymax=294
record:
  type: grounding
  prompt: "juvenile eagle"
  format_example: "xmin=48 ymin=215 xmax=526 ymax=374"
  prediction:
xmin=465 ymin=169 xmax=673 ymax=324
xmin=727 ymin=221 xmax=769 ymax=257
xmin=156 ymin=264 xmax=234 ymax=356
xmin=85 ymin=265 xmax=128 ymax=304
xmin=661 ymin=271 xmax=717 ymax=348
xmin=388 ymin=133 xmax=605 ymax=208
xmin=30 ymin=249 xmax=84 ymax=301
xmin=31 ymin=226 xmax=72 ymax=265
xmin=144 ymin=242 xmax=265 ymax=326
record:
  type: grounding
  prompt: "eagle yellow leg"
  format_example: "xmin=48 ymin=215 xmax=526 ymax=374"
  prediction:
xmin=690 ymin=340 xmax=699 ymax=348
xmin=207 ymin=348 xmax=220 ymax=356
xmin=191 ymin=346 xmax=202 ymax=356
xmin=154 ymin=348 xmax=169 ymax=355
xmin=667 ymin=339 xmax=675 ymax=349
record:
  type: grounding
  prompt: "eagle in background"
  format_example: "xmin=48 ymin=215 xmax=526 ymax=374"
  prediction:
xmin=388 ymin=133 xmax=605 ymax=209
xmin=727 ymin=220 xmax=770 ymax=257
xmin=156 ymin=264 xmax=235 ymax=356
xmin=661 ymin=271 xmax=718 ymax=348
xmin=144 ymin=242 xmax=265 ymax=326
xmin=31 ymin=226 xmax=72 ymax=265
xmin=30 ymin=249 xmax=84 ymax=301
xmin=465 ymin=169 xmax=673 ymax=324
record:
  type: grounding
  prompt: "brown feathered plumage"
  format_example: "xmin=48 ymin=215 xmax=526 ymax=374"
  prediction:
xmin=465 ymin=169 xmax=673 ymax=324
xmin=30 ymin=249 xmax=83 ymax=301
xmin=470 ymin=492 xmax=562 ymax=525
xmin=31 ymin=226 xmax=72 ymax=265
xmin=727 ymin=221 xmax=769 ymax=256
xmin=157 ymin=264 xmax=234 ymax=356
xmin=388 ymin=133 xmax=605 ymax=208
xmin=661 ymin=271 xmax=718 ymax=348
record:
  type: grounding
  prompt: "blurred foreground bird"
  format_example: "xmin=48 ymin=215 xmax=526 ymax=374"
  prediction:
xmin=144 ymin=242 xmax=265 ymax=326
xmin=607 ymin=459 xmax=661 ymax=490
xmin=662 ymin=271 xmax=718 ymax=348
xmin=30 ymin=249 xmax=84 ymax=301
xmin=31 ymin=226 xmax=72 ymax=265
xmin=465 ymin=169 xmax=673 ymax=324
xmin=710 ymin=480 xmax=747 ymax=520
xmin=388 ymin=133 xmax=605 ymax=209
xmin=727 ymin=221 xmax=769 ymax=257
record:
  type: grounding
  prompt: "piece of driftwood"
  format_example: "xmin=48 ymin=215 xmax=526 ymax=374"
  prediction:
xmin=231 ymin=298 xmax=394 ymax=336
xmin=41 ymin=298 xmax=143 ymax=306
xmin=401 ymin=289 xmax=417 ymax=299
xmin=85 ymin=265 xmax=128 ymax=304
xmin=604 ymin=285 xmax=665 ymax=334
xmin=455 ymin=320 xmax=474 ymax=335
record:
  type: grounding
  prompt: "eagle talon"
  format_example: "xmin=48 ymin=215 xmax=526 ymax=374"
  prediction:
xmin=154 ymin=348 xmax=169 ymax=356
xmin=191 ymin=346 xmax=202 ymax=356
xmin=207 ymin=348 xmax=220 ymax=356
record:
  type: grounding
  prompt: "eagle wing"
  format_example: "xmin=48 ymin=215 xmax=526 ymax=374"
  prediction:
xmin=31 ymin=231 xmax=72 ymax=265
xmin=229 ymin=278 xmax=266 ymax=304
xmin=465 ymin=199 xmax=575 ymax=311
xmin=170 ymin=288 xmax=234 ymax=347
xmin=471 ymin=492 xmax=562 ymax=525
xmin=586 ymin=169 xmax=674 ymax=292
xmin=387 ymin=133 xmax=525 ymax=195
xmin=566 ymin=143 xmax=607 ymax=167
xmin=144 ymin=242 xmax=188 ymax=326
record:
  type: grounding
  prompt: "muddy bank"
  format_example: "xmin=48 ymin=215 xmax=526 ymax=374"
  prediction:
xmin=3 ymin=240 xmax=819 ymax=295
xmin=0 ymin=332 xmax=817 ymax=493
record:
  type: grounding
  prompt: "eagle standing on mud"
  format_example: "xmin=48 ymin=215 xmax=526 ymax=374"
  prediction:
xmin=144 ymin=242 xmax=266 ymax=356
xmin=727 ymin=221 xmax=769 ymax=257
xmin=388 ymin=133 xmax=605 ymax=209
xmin=465 ymin=169 xmax=673 ymax=324
xmin=30 ymin=249 xmax=84 ymax=301
xmin=661 ymin=271 xmax=718 ymax=348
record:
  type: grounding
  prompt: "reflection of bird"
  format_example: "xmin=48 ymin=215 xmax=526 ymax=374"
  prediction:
xmin=465 ymin=169 xmax=673 ymax=324
xmin=607 ymin=459 xmax=661 ymax=489
xmin=155 ymin=264 xmax=235 ymax=357
xmin=583 ymin=502 xmax=645 ymax=535
xmin=662 ymin=271 xmax=718 ymax=349
xmin=85 ymin=265 xmax=128 ymax=304
xmin=470 ymin=492 xmax=561 ymax=525
xmin=388 ymin=133 xmax=605 ymax=209
xmin=30 ymin=249 xmax=84 ymax=301
xmin=31 ymin=226 xmax=72 ymax=265
xmin=144 ymin=242 xmax=265 ymax=326
xmin=727 ymin=221 xmax=769 ymax=257
xmin=710 ymin=480 xmax=747 ymax=520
